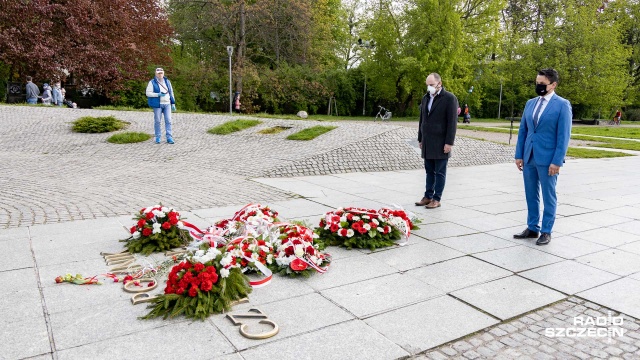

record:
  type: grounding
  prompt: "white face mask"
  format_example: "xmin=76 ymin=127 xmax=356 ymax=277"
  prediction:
xmin=427 ymin=85 xmax=438 ymax=95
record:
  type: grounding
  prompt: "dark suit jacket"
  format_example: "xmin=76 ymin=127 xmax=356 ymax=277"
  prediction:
xmin=418 ymin=89 xmax=459 ymax=159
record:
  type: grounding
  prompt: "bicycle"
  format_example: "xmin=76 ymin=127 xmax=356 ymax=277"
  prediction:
xmin=606 ymin=117 xmax=621 ymax=126
xmin=374 ymin=105 xmax=392 ymax=122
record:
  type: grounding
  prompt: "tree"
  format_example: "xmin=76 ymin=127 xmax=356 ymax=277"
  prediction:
xmin=0 ymin=0 xmax=173 ymax=97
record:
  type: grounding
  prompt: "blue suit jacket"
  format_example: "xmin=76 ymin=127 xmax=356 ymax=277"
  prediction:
xmin=515 ymin=93 xmax=572 ymax=167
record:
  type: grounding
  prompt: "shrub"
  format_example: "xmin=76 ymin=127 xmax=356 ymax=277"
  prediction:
xmin=624 ymin=108 xmax=640 ymax=122
xmin=107 ymin=132 xmax=152 ymax=144
xmin=72 ymin=116 xmax=128 ymax=133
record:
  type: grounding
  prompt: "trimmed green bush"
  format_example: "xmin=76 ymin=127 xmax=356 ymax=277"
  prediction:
xmin=207 ymin=119 xmax=262 ymax=135
xmin=107 ymin=132 xmax=152 ymax=144
xmin=72 ymin=116 xmax=128 ymax=133
xmin=286 ymin=125 xmax=337 ymax=140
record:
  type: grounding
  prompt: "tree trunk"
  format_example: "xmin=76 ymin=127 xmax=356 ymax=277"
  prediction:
xmin=235 ymin=0 xmax=246 ymax=94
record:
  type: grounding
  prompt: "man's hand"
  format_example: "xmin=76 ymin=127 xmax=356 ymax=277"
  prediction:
xmin=171 ymin=104 xmax=176 ymax=111
xmin=159 ymin=92 xmax=166 ymax=97
xmin=443 ymin=144 xmax=452 ymax=154
xmin=515 ymin=159 xmax=524 ymax=171
xmin=548 ymin=164 xmax=560 ymax=176
xmin=418 ymin=142 xmax=422 ymax=149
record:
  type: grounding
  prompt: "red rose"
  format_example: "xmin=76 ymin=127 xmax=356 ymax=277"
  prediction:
xmin=358 ymin=227 xmax=368 ymax=234
xmin=351 ymin=222 xmax=361 ymax=230
xmin=188 ymin=287 xmax=198 ymax=297
xmin=340 ymin=228 xmax=348 ymax=236
xmin=285 ymin=247 xmax=294 ymax=256
xmin=330 ymin=224 xmax=339 ymax=233
xmin=142 ymin=228 xmax=152 ymax=237
xmin=145 ymin=212 xmax=154 ymax=220
xmin=130 ymin=226 xmax=137 ymax=234
xmin=346 ymin=213 xmax=354 ymax=221
xmin=169 ymin=217 xmax=178 ymax=225
xmin=136 ymin=219 xmax=146 ymax=228
xmin=194 ymin=263 xmax=205 ymax=272
xmin=162 ymin=221 xmax=171 ymax=230
xmin=200 ymin=280 xmax=213 ymax=292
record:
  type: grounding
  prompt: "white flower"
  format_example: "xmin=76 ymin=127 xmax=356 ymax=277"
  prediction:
xmin=353 ymin=216 xmax=360 ymax=221
xmin=143 ymin=207 xmax=153 ymax=214
xmin=346 ymin=229 xmax=355 ymax=238
xmin=152 ymin=223 xmax=162 ymax=234
xmin=362 ymin=215 xmax=370 ymax=219
xmin=132 ymin=231 xmax=141 ymax=239
xmin=294 ymin=245 xmax=304 ymax=257
xmin=372 ymin=219 xmax=379 ymax=225
xmin=194 ymin=250 xmax=205 ymax=257
xmin=363 ymin=223 xmax=371 ymax=231
xmin=276 ymin=256 xmax=291 ymax=266
xmin=220 ymin=255 xmax=232 ymax=267
xmin=251 ymin=252 xmax=259 ymax=261
xmin=220 ymin=268 xmax=230 ymax=278
xmin=340 ymin=216 xmax=347 ymax=223
xmin=177 ymin=221 xmax=185 ymax=229
xmin=267 ymin=254 xmax=274 ymax=264
xmin=161 ymin=207 xmax=169 ymax=213
xmin=207 ymin=247 xmax=221 ymax=257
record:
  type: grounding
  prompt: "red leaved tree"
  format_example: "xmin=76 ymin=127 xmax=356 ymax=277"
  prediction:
xmin=0 ymin=0 xmax=173 ymax=97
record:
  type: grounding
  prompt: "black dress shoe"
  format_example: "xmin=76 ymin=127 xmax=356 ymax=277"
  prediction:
xmin=513 ymin=228 xmax=540 ymax=239
xmin=536 ymin=233 xmax=551 ymax=245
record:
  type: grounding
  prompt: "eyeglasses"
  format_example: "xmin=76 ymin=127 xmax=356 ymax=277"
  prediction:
xmin=155 ymin=68 xmax=164 ymax=73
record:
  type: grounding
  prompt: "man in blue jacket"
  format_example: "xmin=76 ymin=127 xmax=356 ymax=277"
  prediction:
xmin=514 ymin=68 xmax=572 ymax=245
xmin=146 ymin=68 xmax=176 ymax=144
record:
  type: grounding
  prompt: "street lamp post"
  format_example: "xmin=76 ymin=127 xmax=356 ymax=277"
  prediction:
xmin=498 ymin=80 xmax=503 ymax=119
xmin=358 ymin=39 xmax=375 ymax=116
xmin=227 ymin=46 xmax=233 ymax=115
xmin=463 ymin=86 xmax=474 ymax=107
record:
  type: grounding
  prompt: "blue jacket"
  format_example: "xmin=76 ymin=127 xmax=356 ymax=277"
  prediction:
xmin=146 ymin=78 xmax=175 ymax=108
xmin=515 ymin=93 xmax=572 ymax=167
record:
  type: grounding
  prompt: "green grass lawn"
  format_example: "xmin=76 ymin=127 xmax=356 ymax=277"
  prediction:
xmin=571 ymin=135 xmax=640 ymax=151
xmin=571 ymin=126 xmax=640 ymax=139
xmin=458 ymin=125 xmax=514 ymax=134
xmin=286 ymin=125 xmax=337 ymax=140
xmin=207 ymin=119 xmax=262 ymax=135
xmin=107 ymin=132 xmax=152 ymax=144
xmin=566 ymin=147 xmax=633 ymax=158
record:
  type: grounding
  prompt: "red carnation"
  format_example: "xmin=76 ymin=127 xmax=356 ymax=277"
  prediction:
xmin=137 ymin=219 xmax=146 ymax=228
xmin=176 ymin=287 xmax=185 ymax=295
xmin=188 ymin=287 xmax=198 ymax=297
xmin=162 ymin=221 xmax=171 ymax=230
xmin=164 ymin=285 xmax=174 ymax=294
xmin=306 ymin=246 xmax=315 ymax=255
xmin=210 ymin=272 xmax=219 ymax=284
xmin=358 ymin=227 xmax=368 ymax=234
xmin=240 ymin=259 xmax=248 ymax=267
xmin=145 ymin=212 xmax=154 ymax=220
xmin=346 ymin=213 xmax=354 ymax=221
xmin=130 ymin=226 xmax=137 ymax=234
xmin=340 ymin=228 xmax=348 ymax=236
xmin=205 ymin=266 xmax=216 ymax=274
xmin=285 ymin=246 xmax=294 ymax=256
xmin=169 ymin=217 xmax=178 ymax=225
xmin=142 ymin=228 xmax=152 ymax=237
xmin=330 ymin=224 xmax=339 ymax=233
xmin=194 ymin=263 xmax=205 ymax=272
xmin=200 ymin=280 xmax=213 ymax=292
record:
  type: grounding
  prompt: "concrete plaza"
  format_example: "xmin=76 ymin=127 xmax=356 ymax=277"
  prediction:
xmin=1 ymin=106 xmax=640 ymax=359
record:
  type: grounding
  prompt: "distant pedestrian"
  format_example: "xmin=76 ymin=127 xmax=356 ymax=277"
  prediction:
xmin=41 ymin=83 xmax=53 ymax=105
xmin=52 ymin=82 xmax=63 ymax=107
xmin=614 ymin=109 xmax=621 ymax=125
xmin=463 ymin=104 xmax=471 ymax=123
xmin=145 ymin=67 xmax=176 ymax=144
xmin=233 ymin=91 xmax=241 ymax=113
xmin=25 ymin=76 xmax=40 ymax=104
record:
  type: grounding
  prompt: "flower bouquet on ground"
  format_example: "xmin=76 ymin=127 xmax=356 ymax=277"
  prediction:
xmin=270 ymin=224 xmax=330 ymax=277
xmin=142 ymin=247 xmax=252 ymax=320
xmin=315 ymin=207 xmax=421 ymax=250
xmin=218 ymin=235 xmax=275 ymax=288
xmin=121 ymin=206 xmax=190 ymax=255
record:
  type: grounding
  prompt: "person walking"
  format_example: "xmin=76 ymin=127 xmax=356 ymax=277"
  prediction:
xmin=614 ymin=109 xmax=622 ymax=125
xmin=415 ymin=73 xmax=459 ymax=209
xmin=146 ymin=67 xmax=176 ymax=144
xmin=514 ymin=68 xmax=572 ymax=245
xmin=52 ymin=82 xmax=63 ymax=107
xmin=41 ymin=83 xmax=53 ymax=105
xmin=25 ymin=76 xmax=40 ymax=104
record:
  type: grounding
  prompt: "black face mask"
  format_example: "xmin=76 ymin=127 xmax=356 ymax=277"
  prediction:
xmin=536 ymin=83 xmax=549 ymax=96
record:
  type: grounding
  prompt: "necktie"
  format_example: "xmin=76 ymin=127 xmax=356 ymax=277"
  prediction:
xmin=533 ymin=98 xmax=545 ymax=126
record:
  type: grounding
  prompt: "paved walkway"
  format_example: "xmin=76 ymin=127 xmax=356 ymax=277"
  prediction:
xmin=2 ymin=106 xmax=640 ymax=360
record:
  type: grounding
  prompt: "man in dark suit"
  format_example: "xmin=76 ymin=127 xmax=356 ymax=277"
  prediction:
xmin=514 ymin=68 xmax=572 ymax=245
xmin=415 ymin=73 xmax=459 ymax=209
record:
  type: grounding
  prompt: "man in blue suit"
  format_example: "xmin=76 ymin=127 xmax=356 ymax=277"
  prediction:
xmin=514 ymin=69 xmax=572 ymax=245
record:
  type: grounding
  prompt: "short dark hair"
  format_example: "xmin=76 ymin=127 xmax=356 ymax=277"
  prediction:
xmin=26 ymin=76 xmax=32 ymax=81
xmin=538 ymin=68 xmax=559 ymax=84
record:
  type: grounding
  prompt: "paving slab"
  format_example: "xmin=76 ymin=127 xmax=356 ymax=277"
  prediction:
xmin=56 ymin=319 xmax=235 ymax=360
xmin=516 ymin=235 xmax=610 ymax=259
xmin=211 ymin=292 xmax=353 ymax=350
xmin=468 ymin=200 xmax=529 ymax=216
xmin=426 ymin=208 xmax=489 ymax=222
xmin=0 ymin=268 xmax=43 ymax=324
xmin=554 ymin=204 xmax=594 ymax=217
xmin=364 ymin=295 xmax=499 ymax=354
xmin=411 ymin=222 xmax=478 ymax=240
xmin=447 ymin=194 xmax=523 ymax=207
xmin=49 ymin=298 xmax=170 ymax=350
xmin=368 ymin=241 xmax=465 ymax=272
xmin=239 ymin=320 xmax=409 ymax=360
xmin=0 ymin=314 xmax=51 ymax=360
xmin=571 ymin=227 xmax=640 ymax=247
xmin=297 ymin=253 xmax=398 ymax=291
xmin=568 ymin=212 xmax=634 ymax=227
xmin=609 ymin=220 xmax=640 ymax=236
xmin=549 ymin=217 xmax=602 ymax=234
xmin=450 ymin=276 xmax=566 ymax=320
xmin=576 ymin=249 xmax=640 ymax=276
xmin=472 ymin=245 xmax=564 ymax=272
xmin=519 ymin=260 xmax=621 ymax=295
xmin=28 ymin=218 xmax=124 ymax=237
xmin=577 ymin=277 xmax=640 ymax=319
xmin=0 ymin=236 xmax=34 ymax=271
xmin=405 ymin=256 xmax=512 ymax=293
xmin=0 ymin=226 xmax=29 ymax=241
xmin=239 ymin=275 xmax=316 ymax=306
xmin=33 ymin=239 xmax=125 ymax=267
xmin=30 ymin=226 xmax=131 ymax=251
xmin=320 ymin=273 xmax=444 ymax=318
xmin=433 ymin=233 xmax=518 ymax=254
xmin=605 ymin=205 xmax=640 ymax=220
xmin=617 ymin=240 xmax=640 ymax=255
xmin=270 ymin=198 xmax=334 ymax=219
xmin=451 ymin=215 xmax=522 ymax=232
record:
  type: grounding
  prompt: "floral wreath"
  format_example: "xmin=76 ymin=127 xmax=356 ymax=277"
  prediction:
xmin=121 ymin=205 xmax=190 ymax=255
xmin=271 ymin=224 xmax=330 ymax=277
